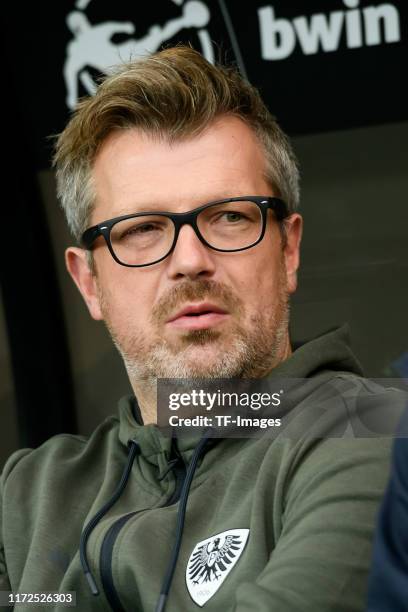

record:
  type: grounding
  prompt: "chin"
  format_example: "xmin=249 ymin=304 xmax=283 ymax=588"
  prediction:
xmin=166 ymin=340 xmax=247 ymax=379
xmin=176 ymin=328 xmax=223 ymax=346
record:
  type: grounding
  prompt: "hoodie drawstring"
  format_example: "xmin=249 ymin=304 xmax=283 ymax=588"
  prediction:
xmin=79 ymin=439 xmax=141 ymax=595
xmin=155 ymin=429 xmax=214 ymax=612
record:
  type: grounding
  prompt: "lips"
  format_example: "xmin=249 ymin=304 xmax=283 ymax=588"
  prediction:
xmin=166 ymin=302 xmax=229 ymax=330
xmin=167 ymin=302 xmax=227 ymax=323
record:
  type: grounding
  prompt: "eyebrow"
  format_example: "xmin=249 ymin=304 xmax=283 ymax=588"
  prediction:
xmin=113 ymin=203 xmax=167 ymax=216
xmin=113 ymin=194 xmax=251 ymax=216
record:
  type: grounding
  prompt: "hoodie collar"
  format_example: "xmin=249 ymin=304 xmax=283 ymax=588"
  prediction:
xmin=118 ymin=394 xmax=211 ymax=463
xmin=271 ymin=323 xmax=363 ymax=378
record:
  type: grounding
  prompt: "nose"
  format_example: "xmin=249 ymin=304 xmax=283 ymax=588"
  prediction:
xmin=166 ymin=223 xmax=216 ymax=280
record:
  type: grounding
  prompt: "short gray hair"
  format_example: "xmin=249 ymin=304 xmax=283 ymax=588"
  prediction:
xmin=53 ymin=46 xmax=300 ymax=244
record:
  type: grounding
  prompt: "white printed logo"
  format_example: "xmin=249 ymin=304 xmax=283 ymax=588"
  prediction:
xmin=186 ymin=529 xmax=249 ymax=607
xmin=63 ymin=0 xmax=213 ymax=109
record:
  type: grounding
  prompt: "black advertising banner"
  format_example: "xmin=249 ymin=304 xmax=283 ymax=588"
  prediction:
xmin=3 ymin=0 xmax=407 ymax=168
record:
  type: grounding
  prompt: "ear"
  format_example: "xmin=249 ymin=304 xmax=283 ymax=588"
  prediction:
xmin=65 ymin=247 xmax=103 ymax=320
xmin=283 ymin=213 xmax=303 ymax=294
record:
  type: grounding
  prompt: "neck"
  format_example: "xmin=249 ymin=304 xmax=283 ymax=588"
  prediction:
xmin=280 ymin=332 xmax=293 ymax=363
xmin=131 ymin=378 xmax=158 ymax=425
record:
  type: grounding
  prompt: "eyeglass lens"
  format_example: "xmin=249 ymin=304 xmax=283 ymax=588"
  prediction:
xmin=109 ymin=200 xmax=263 ymax=266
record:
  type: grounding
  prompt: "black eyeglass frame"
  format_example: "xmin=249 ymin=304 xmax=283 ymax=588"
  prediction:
xmin=81 ymin=196 xmax=289 ymax=268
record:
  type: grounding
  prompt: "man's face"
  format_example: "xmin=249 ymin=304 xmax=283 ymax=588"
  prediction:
xmin=66 ymin=116 xmax=302 ymax=383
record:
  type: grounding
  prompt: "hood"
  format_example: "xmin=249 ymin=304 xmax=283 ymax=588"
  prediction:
xmin=272 ymin=323 xmax=363 ymax=378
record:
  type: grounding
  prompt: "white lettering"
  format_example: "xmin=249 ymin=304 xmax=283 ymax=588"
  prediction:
xmin=215 ymin=415 xmax=231 ymax=426
xmin=206 ymin=392 xmax=217 ymax=411
xmin=169 ymin=415 xmax=212 ymax=427
xmin=363 ymin=4 xmax=401 ymax=46
xmin=180 ymin=393 xmax=191 ymax=406
xmin=346 ymin=8 xmax=363 ymax=48
xmin=258 ymin=6 xmax=296 ymax=60
xmin=270 ymin=392 xmax=281 ymax=406
xmin=258 ymin=2 xmax=401 ymax=61
xmin=293 ymin=12 xmax=344 ymax=55
xmin=169 ymin=393 xmax=179 ymax=410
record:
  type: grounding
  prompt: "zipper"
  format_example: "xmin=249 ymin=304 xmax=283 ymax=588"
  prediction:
xmin=100 ymin=454 xmax=187 ymax=612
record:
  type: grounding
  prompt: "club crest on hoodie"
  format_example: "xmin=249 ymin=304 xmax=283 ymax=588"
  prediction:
xmin=186 ymin=528 xmax=250 ymax=606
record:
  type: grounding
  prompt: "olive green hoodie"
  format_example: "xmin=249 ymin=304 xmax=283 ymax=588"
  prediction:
xmin=0 ymin=327 xmax=401 ymax=611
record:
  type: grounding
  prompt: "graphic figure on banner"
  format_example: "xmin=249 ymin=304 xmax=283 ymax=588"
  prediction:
xmin=64 ymin=0 xmax=212 ymax=109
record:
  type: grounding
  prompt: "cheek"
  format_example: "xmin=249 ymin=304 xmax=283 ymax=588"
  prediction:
xmin=96 ymin=266 xmax=154 ymax=325
xmin=234 ymin=248 xmax=283 ymax=297
xmin=228 ymin=265 xmax=275 ymax=319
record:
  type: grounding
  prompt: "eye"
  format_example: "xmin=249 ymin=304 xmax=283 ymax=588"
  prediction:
xmin=211 ymin=210 xmax=249 ymax=224
xmin=112 ymin=218 xmax=168 ymax=243
xmin=223 ymin=211 xmax=246 ymax=222
xmin=124 ymin=222 xmax=158 ymax=236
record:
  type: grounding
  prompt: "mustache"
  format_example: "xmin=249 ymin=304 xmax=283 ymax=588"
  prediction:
xmin=151 ymin=279 xmax=244 ymax=325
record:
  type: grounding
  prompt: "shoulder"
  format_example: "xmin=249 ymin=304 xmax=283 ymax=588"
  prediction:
xmin=1 ymin=414 xmax=120 ymax=494
xmin=280 ymin=374 xmax=405 ymax=493
xmin=304 ymin=373 xmax=406 ymax=439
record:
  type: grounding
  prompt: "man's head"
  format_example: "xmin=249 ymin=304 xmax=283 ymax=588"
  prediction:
xmin=54 ymin=47 xmax=302 ymax=397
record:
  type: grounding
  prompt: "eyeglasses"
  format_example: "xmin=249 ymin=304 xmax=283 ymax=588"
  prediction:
xmin=81 ymin=196 xmax=289 ymax=267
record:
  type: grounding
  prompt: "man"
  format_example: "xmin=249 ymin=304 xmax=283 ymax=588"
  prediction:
xmin=0 ymin=47 xmax=399 ymax=611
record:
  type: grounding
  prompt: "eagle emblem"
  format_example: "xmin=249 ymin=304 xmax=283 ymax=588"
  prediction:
xmin=186 ymin=529 xmax=250 ymax=606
